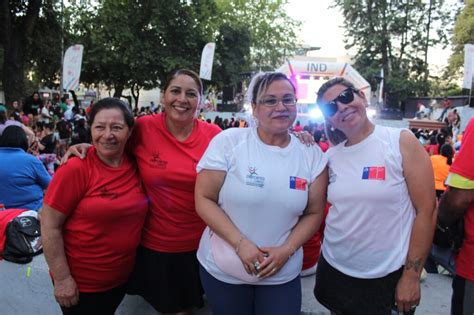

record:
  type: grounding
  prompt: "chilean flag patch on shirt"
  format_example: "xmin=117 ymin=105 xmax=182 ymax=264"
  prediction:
xmin=290 ymin=176 xmax=307 ymax=190
xmin=362 ymin=166 xmax=386 ymax=180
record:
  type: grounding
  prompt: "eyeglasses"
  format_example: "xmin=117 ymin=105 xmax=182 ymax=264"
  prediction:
xmin=258 ymin=96 xmax=297 ymax=107
xmin=318 ymin=87 xmax=358 ymax=117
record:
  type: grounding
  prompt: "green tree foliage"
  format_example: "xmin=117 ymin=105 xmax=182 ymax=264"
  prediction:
xmin=213 ymin=23 xmax=251 ymax=88
xmin=446 ymin=0 xmax=474 ymax=83
xmin=333 ymin=0 xmax=452 ymax=106
xmin=215 ymin=0 xmax=301 ymax=70
xmin=69 ymin=0 xmax=218 ymax=106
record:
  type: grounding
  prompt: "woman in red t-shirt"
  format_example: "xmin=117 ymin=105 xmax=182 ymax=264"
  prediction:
xmin=41 ymin=98 xmax=148 ymax=315
xmin=64 ymin=70 xmax=221 ymax=315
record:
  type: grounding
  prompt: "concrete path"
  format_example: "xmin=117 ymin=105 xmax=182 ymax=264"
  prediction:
xmin=0 ymin=255 xmax=452 ymax=314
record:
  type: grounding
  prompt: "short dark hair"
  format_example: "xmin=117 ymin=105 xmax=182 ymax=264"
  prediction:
xmin=163 ymin=69 xmax=203 ymax=96
xmin=316 ymin=77 xmax=359 ymax=146
xmin=440 ymin=143 xmax=454 ymax=165
xmin=0 ymin=125 xmax=28 ymax=151
xmin=316 ymin=77 xmax=356 ymax=104
xmin=247 ymin=72 xmax=296 ymax=105
xmin=88 ymin=98 xmax=134 ymax=129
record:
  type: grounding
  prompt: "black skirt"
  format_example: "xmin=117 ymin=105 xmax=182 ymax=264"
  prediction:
xmin=127 ymin=246 xmax=204 ymax=313
xmin=314 ymin=254 xmax=404 ymax=315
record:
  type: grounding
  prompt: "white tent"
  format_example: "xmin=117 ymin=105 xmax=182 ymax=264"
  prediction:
xmin=276 ymin=57 xmax=372 ymax=105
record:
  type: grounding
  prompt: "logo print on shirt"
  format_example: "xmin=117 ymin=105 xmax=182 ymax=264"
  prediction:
xmin=245 ymin=166 xmax=265 ymax=188
xmin=150 ymin=151 xmax=168 ymax=169
xmin=362 ymin=166 xmax=386 ymax=180
xmin=99 ymin=185 xmax=118 ymax=199
xmin=289 ymin=176 xmax=307 ymax=191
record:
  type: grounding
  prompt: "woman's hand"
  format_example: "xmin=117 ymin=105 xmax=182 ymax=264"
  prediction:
xmin=293 ymin=131 xmax=315 ymax=146
xmin=395 ymin=273 xmax=420 ymax=313
xmin=237 ymin=239 xmax=267 ymax=275
xmin=54 ymin=275 xmax=80 ymax=308
xmin=256 ymin=244 xmax=294 ymax=278
xmin=60 ymin=143 xmax=92 ymax=164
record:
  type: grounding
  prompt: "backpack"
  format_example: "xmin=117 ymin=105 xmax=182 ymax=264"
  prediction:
xmin=2 ymin=216 xmax=42 ymax=264
xmin=433 ymin=218 xmax=464 ymax=254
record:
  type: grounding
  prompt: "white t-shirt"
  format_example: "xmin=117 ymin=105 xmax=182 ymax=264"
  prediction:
xmin=196 ymin=127 xmax=327 ymax=285
xmin=322 ymin=125 xmax=415 ymax=279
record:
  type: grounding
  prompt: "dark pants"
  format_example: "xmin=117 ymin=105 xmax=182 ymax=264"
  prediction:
xmin=60 ymin=284 xmax=126 ymax=315
xmin=452 ymin=275 xmax=474 ymax=315
xmin=199 ymin=265 xmax=301 ymax=315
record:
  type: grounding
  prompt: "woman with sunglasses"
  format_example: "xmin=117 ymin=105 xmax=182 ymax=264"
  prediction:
xmin=313 ymin=77 xmax=436 ymax=314
xmin=195 ymin=72 xmax=328 ymax=315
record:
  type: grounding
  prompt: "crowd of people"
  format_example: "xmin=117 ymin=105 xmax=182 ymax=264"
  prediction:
xmin=0 ymin=70 xmax=472 ymax=315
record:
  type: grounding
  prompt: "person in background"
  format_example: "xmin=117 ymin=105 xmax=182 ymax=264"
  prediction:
xmin=41 ymin=98 xmax=148 ymax=315
xmin=437 ymin=97 xmax=452 ymax=122
xmin=0 ymin=125 xmax=51 ymax=211
xmin=23 ymin=91 xmax=43 ymax=126
xmin=293 ymin=120 xmax=303 ymax=132
xmin=314 ymin=77 xmax=436 ymax=314
xmin=438 ymin=117 xmax=474 ymax=315
xmin=38 ymin=122 xmax=58 ymax=175
xmin=0 ymin=105 xmax=36 ymax=150
xmin=64 ymin=69 xmax=222 ymax=315
xmin=430 ymin=143 xmax=454 ymax=199
xmin=10 ymin=101 xmax=22 ymax=123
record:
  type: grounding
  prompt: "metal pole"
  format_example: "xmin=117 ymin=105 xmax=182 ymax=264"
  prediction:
xmin=59 ymin=0 xmax=64 ymax=99
xmin=469 ymin=86 xmax=473 ymax=107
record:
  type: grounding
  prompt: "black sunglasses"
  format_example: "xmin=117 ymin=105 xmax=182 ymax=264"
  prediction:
xmin=318 ymin=87 xmax=358 ymax=117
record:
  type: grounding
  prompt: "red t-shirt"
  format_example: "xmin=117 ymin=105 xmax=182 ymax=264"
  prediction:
xmin=450 ymin=118 xmax=474 ymax=281
xmin=44 ymin=147 xmax=148 ymax=292
xmin=0 ymin=209 xmax=27 ymax=258
xmin=130 ymin=113 xmax=221 ymax=252
xmin=302 ymin=203 xmax=329 ymax=270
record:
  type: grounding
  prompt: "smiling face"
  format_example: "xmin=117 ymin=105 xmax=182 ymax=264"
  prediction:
xmin=91 ymin=108 xmax=131 ymax=164
xmin=162 ymin=74 xmax=201 ymax=125
xmin=320 ymin=84 xmax=369 ymax=136
xmin=252 ymin=79 xmax=297 ymax=137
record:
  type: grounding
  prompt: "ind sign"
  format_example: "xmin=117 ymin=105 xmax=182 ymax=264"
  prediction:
xmin=306 ymin=63 xmax=328 ymax=72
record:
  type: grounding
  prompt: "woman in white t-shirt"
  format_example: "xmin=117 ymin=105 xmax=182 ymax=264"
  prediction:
xmin=314 ymin=77 xmax=436 ymax=314
xmin=195 ymin=72 xmax=328 ymax=315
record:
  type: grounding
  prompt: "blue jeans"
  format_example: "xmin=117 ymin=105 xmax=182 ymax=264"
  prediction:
xmin=199 ymin=265 xmax=301 ymax=315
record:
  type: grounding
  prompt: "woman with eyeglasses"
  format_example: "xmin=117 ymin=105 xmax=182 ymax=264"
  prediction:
xmin=313 ymin=77 xmax=436 ymax=314
xmin=195 ymin=72 xmax=328 ymax=315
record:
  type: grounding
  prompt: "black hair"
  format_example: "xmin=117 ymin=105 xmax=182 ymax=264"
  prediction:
xmin=440 ymin=144 xmax=454 ymax=165
xmin=0 ymin=111 xmax=6 ymax=124
xmin=88 ymin=98 xmax=134 ymax=129
xmin=0 ymin=125 xmax=28 ymax=151
xmin=163 ymin=69 xmax=203 ymax=96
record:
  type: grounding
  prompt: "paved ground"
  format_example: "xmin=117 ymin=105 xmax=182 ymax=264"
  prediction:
xmin=1 ymin=254 xmax=453 ymax=314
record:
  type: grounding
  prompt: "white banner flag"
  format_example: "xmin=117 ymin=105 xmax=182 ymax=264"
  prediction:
xmin=199 ymin=43 xmax=216 ymax=81
xmin=463 ymin=44 xmax=474 ymax=89
xmin=62 ymin=44 xmax=84 ymax=91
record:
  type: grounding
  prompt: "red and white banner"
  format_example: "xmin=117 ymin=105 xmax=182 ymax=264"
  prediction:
xmin=199 ymin=43 xmax=216 ymax=81
xmin=62 ymin=44 xmax=84 ymax=91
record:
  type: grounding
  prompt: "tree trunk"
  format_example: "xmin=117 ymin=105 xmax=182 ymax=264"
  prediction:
xmin=1 ymin=0 xmax=41 ymax=105
xmin=131 ymin=82 xmax=140 ymax=110
xmin=3 ymin=34 xmax=25 ymax=106
xmin=113 ymin=85 xmax=124 ymax=98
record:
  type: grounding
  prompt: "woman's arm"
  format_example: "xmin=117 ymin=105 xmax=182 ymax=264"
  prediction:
xmin=396 ymin=130 xmax=437 ymax=313
xmin=195 ymin=169 xmax=267 ymax=275
xmin=41 ymin=204 xmax=79 ymax=307
xmin=258 ymin=168 xmax=328 ymax=278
